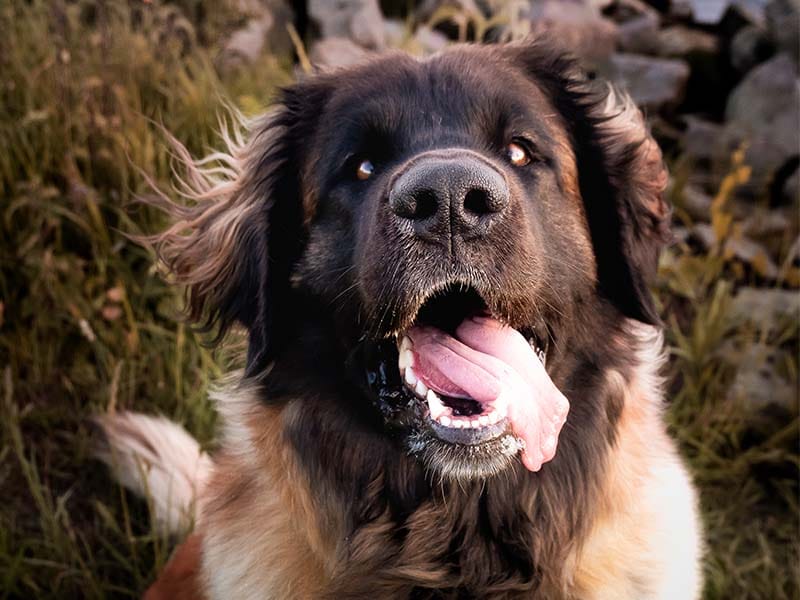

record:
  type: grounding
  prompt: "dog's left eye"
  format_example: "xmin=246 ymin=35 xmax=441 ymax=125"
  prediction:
xmin=356 ymin=159 xmax=374 ymax=180
xmin=506 ymin=142 xmax=531 ymax=167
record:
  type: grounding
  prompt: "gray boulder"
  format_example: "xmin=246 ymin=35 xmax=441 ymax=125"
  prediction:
xmin=688 ymin=0 xmax=731 ymax=24
xmin=309 ymin=37 xmax=372 ymax=70
xmin=525 ymin=0 xmax=619 ymax=64
xmin=309 ymin=0 xmax=386 ymax=49
xmin=766 ymin=0 xmax=800 ymax=59
xmin=613 ymin=0 xmax=661 ymax=55
xmin=730 ymin=24 xmax=772 ymax=72
xmin=723 ymin=53 xmax=800 ymax=193
xmin=657 ymin=25 xmax=719 ymax=58
xmin=681 ymin=116 xmax=724 ymax=163
xmin=606 ymin=53 xmax=690 ymax=110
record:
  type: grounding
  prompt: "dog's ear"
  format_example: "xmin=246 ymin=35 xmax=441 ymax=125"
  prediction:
xmin=586 ymin=89 xmax=671 ymax=325
xmin=508 ymin=42 xmax=670 ymax=325
xmin=149 ymin=81 xmax=332 ymax=375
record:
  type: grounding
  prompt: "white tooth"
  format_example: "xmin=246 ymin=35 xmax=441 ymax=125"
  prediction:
xmin=398 ymin=349 xmax=414 ymax=371
xmin=428 ymin=394 xmax=444 ymax=420
xmin=400 ymin=336 xmax=412 ymax=353
xmin=452 ymin=419 xmax=464 ymax=429
xmin=479 ymin=415 xmax=489 ymax=426
xmin=405 ymin=366 xmax=417 ymax=387
xmin=439 ymin=415 xmax=452 ymax=427
xmin=471 ymin=419 xmax=481 ymax=428
xmin=487 ymin=411 xmax=498 ymax=425
xmin=415 ymin=379 xmax=428 ymax=398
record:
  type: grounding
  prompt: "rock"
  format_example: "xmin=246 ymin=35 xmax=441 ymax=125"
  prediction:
xmin=726 ymin=342 xmax=795 ymax=411
xmin=766 ymin=0 xmax=800 ymax=58
xmin=415 ymin=0 xmax=484 ymax=23
xmin=524 ymin=0 xmax=619 ymax=64
xmin=670 ymin=0 xmax=694 ymax=19
xmin=690 ymin=224 xmax=780 ymax=278
xmin=732 ymin=0 xmax=770 ymax=26
xmin=682 ymin=115 xmax=725 ymax=162
xmin=657 ymin=25 xmax=719 ymax=58
xmin=384 ymin=20 xmax=449 ymax=54
xmin=610 ymin=0 xmax=661 ymax=55
xmin=783 ymin=167 xmax=799 ymax=204
xmin=688 ymin=0 xmax=731 ymax=24
xmin=309 ymin=37 xmax=372 ymax=70
xmin=217 ymin=1 xmax=294 ymax=69
xmin=730 ymin=287 xmax=800 ymax=327
xmin=742 ymin=207 xmax=793 ymax=237
xmin=725 ymin=236 xmax=779 ymax=279
xmin=220 ymin=14 xmax=274 ymax=67
xmin=414 ymin=25 xmax=450 ymax=53
xmin=677 ymin=182 xmax=713 ymax=221
xmin=309 ymin=0 xmax=385 ymax=49
xmin=383 ymin=18 xmax=408 ymax=47
xmin=723 ymin=53 xmax=800 ymax=194
xmin=605 ymin=53 xmax=690 ymax=110
xmin=730 ymin=24 xmax=773 ymax=72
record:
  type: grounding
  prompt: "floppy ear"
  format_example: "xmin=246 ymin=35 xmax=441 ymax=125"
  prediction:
xmin=148 ymin=82 xmax=331 ymax=375
xmin=586 ymin=88 xmax=671 ymax=325
xmin=509 ymin=42 xmax=670 ymax=325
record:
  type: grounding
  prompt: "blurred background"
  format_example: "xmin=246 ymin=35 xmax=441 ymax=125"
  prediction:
xmin=0 ymin=0 xmax=797 ymax=598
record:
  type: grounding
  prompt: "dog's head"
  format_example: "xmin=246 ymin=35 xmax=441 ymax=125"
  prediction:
xmin=156 ymin=42 xmax=669 ymax=481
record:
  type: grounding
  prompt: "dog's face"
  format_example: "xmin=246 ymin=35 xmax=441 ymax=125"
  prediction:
xmin=159 ymin=42 xmax=670 ymax=481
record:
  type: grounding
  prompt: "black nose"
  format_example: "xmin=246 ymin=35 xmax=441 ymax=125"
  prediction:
xmin=388 ymin=153 xmax=509 ymax=242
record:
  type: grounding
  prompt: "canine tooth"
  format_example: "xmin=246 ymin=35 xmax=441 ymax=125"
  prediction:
xmin=427 ymin=391 xmax=445 ymax=420
xmin=479 ymin=415 xmax=489 ymax=426
xmin=439 ymin=415 xmax=452 ymax=427
xmin=400 ymin=336 xmax=412 ymax=353
xmin=398 ymin=349 xmax=414 ymax=371
xmin=487 ymin=411 xmax=499 ymax=425
xmin=415 ymin=379 xmax=428 ymax=398
xmin=405 ymin=366 xmax=418 ymax=387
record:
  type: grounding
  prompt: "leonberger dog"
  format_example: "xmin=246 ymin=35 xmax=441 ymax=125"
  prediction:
xmin=97 ymin=40 xmax=704 ymax=599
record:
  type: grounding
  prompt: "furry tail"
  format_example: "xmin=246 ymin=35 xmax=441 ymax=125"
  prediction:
xmin=93 ymin=412 xmax=213 ymax=534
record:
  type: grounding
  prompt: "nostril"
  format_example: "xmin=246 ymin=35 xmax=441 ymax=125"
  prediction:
xmin=390 ymin=189 xmax=440 ymax=221
xmin=463 ymin=188 xmax=496 ymax=216
xmin=414 ymin=190 xmax=438 ymax=220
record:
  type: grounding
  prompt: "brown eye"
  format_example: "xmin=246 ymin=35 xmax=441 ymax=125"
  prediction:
xmin=356 ymin=159 xmax=374 ymax=180
xmin=506 ymin=142 xmax=531 ymax=167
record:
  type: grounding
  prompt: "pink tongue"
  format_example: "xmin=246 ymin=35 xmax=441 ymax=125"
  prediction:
xmin=408 ymin=317 xmax=569 ymax=472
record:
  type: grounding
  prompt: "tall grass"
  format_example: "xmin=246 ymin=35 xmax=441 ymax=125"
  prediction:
xmin=0 ymin=1 xmax=797 ymax=598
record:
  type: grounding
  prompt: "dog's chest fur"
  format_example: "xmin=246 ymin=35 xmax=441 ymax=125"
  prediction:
xmin=191 ymin=327 xmax=702 ymax=600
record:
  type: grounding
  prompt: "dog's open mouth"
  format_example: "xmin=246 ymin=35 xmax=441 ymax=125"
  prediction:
xmin=372 ymin=284 xmax=568 ymax=476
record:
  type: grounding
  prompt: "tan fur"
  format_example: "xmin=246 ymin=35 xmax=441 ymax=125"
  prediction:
xmin=121 ymin=45 xmax=700 ymax=598
xmin=157 ymin=326 xmax=702 ymax=599
xmin=569 ymin=324 xmax=703 ymax=600
xmin=197 ymin=385 xmax=339 ymax=599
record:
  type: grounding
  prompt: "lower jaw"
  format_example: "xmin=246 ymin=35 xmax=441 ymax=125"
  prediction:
xmin=407 ymin=427 xmax=524 ymax=481
xmin=429 ymin=416 xmax=510 ymax=445
xmin=356 ymin=338 xmax=526 ymax=479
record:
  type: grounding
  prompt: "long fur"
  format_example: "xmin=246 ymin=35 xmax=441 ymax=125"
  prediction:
xmin=94 ymin=412 xmax=213 ymax=532
xmin=96 ymin=40 xmax=703 ymax=599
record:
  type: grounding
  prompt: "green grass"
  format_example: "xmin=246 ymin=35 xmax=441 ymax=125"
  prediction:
xmin=0 ymin=1 xmax=797 ymax=598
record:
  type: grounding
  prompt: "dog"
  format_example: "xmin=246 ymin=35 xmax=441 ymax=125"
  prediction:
xmin=96 ymin=40 xmax=704 ymax=599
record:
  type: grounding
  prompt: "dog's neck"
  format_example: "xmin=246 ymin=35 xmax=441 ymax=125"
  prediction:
xmin=248 ymin=307 xmax=655 ymax=596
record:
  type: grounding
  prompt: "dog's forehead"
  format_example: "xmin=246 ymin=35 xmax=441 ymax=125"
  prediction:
xmin=318 ymin=49 xmax=568 ymax=149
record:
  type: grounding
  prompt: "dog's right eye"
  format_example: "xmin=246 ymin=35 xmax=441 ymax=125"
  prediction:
xmin=356 ymin=159 xmax=374 ymax=180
